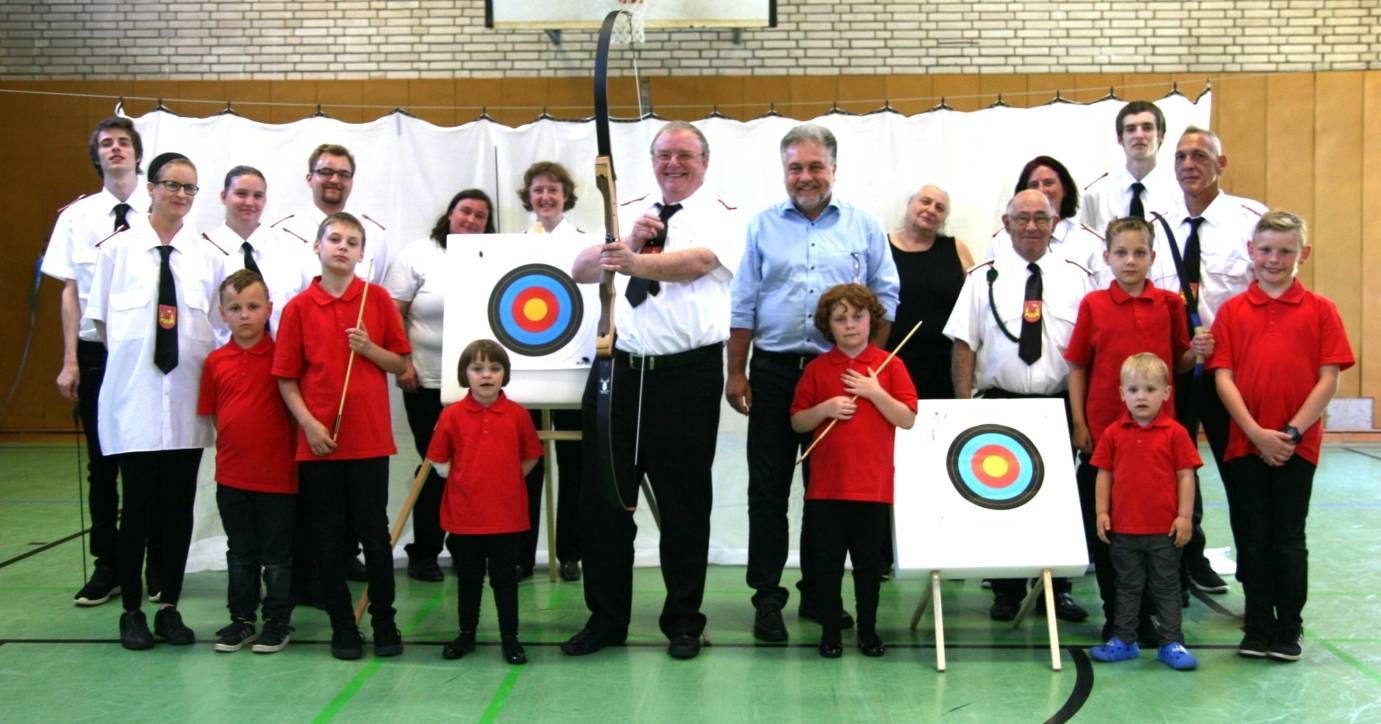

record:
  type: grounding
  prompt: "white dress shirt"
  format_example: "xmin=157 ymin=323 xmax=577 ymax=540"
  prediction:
xmin=1147 ymin=191 xmax=1266 ymax=330
xmin=989 ymin=218 xmax=1110 ymax=287
xmin=1079 ymin=163 xmax=1179 ymax=234
xmin=41 ymin=185 xmax=151 ymax=342
xmin=270 ymin=206 xmax=390 ymax=285
xmin=209 ymin=222 xmax=314 ymax=341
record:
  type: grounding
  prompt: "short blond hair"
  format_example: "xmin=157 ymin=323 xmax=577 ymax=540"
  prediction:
xmin=1104 ymin=217 xmax=1155 ymax=251
xmin=1254 ymin=210 xmax=1308 ymax=246
xmin=1120 ymin=352 xmax=1170 ymax=387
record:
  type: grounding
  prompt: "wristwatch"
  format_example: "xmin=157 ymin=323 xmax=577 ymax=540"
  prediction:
xmin=1279 ymin=424 xmax=1303 ymax=445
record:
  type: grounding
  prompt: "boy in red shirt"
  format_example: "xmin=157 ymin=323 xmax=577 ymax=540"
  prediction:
xmin=198 ymin=269 xmax=298 ymax=654
xmin=1065 ymin=217 xmax=1210 ymax=640
xmin=1209 ymin=211 xmax=1353 ymax=662
xmin=426 ymin=339 xmax=542 ymax=665
xmin=1089 ymin=353 xmax=1202 ymax=670
xmin=272 ymin=212 xmax=411 ymax=660
xmin=790 ymin=284 xmax=917 ymax=659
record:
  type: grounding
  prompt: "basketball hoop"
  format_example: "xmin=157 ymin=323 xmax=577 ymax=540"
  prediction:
xmin=603 ymin=0 xmax=647 ymax=44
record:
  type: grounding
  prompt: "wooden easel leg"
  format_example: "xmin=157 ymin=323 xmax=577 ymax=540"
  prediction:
xmin=1012 ymin=574 xmax=1044 ymax=629
xmin=931 ymin=571 xmax=946 ymax=673
xmin=543 ymin=410 xmax=558 ymax=583
xmin=910 ymin=574 xmax=933 ymax=631
xmin=1042 ymin=568 xmax=1062 ymax=671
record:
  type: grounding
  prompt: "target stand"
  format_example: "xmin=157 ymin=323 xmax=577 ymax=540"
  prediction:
xmin=894 ymin=399 xmax=1088 ymax=673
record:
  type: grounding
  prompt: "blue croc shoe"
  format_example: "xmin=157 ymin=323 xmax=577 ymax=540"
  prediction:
xmin=1158 ymin=642 xmax=1199 ymax=670
xmin=1090 ymin=637 xmax=1140 ymax=662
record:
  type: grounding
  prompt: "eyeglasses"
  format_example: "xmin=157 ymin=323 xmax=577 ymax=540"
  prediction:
xmin=313 ymin=168 xmax=354 ymax=180
xmin=1012 ymin=214 xmax=1053 ymax=228
xmin=155 ymin=180 xmax=199 ymax=195
xmin=653 ymin=151 xmax=702 ymax=164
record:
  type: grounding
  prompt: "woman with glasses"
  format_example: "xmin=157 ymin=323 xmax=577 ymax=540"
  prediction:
xmin=988 ymin=156 xmax=1108 ymax=285
xmin=86 ymin=152 xmax=224 ymax=650
xmin=384 ymin=189 xmax=495 ymax=583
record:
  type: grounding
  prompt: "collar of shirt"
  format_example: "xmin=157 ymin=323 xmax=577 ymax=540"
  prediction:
xmin=305 ymin=275 xmax=365 ymax=306
xmin=1117 ymin=406 xmax=1176 ymax=430
xmin=460 ymin=390 xmax=510 ymax=414
xmin=134 ymin=222 xmax=201 ymax=256
xmin=1107 ymin=277 xmax=1161 ymax=304
xmin=227 ymin=335 xmax=275 ymax=357
xmin=822 ymin=343 xmax=885 ymax=368
xmin=775 ymin=195 xmax=841 ymax=223
xmin=1245 ymin=278 xmax=1304 ymax=306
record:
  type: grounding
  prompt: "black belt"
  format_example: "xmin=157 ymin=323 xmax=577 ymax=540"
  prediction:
xmin=752 ymin=348 xmax=818 ymax=370
xmin=617 ymin=343 xmax=723 ymax=372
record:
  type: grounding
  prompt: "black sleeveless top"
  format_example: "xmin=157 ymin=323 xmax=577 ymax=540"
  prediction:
xmin=886 ymin=234 xmax=966 ymax=399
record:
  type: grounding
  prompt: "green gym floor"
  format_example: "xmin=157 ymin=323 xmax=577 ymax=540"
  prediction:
xmin=1 ymin=441 xmax=1378 ymax=723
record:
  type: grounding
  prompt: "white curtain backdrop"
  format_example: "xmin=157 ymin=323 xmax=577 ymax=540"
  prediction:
xmin=132 ymin=92 xmax=1212 ymax=571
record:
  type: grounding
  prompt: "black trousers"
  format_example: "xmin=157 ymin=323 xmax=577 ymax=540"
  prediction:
xmin=446 ymin=532 xmax=521 ymax=637
xmin=744 ymin=353 xmax=814 ymax=608
xmin=77 ymin=340 xmax=126 ymax=571
xmin=299 ymin=457 xmax=395 ymax=630
xmin=578 ymin=347 xmax=721 ymax=639
xmin=1109 ymin=533 xmax=1184 ymax=646
xmin=401 ymin=387 xmax=447 ymax=562
xmin=1174 ymin=370 xmax=1230 ymax=575
xmin=1226 ymin=455 xmax=1314 ymax=640
xmin=216 ymin=485 xmax=295 ymax=624
xmin=116 ymin=449 xmax=202 ymax=610
xmin=805 ymin=500 xmax=887 ymax=643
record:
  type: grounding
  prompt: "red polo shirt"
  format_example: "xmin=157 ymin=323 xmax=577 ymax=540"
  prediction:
xmin=1090 ymin=408 xmax=1202 ymax=534
xmin=272 ymin=276 xmax=411 ymax=461
xmin=1065 ymin=280 xmax=1190 ymax=442
xmin=427 ymin=391 xmax=543 ymax=535
xmin=790 ymin=344 xmax=918 ymax=504
xmin=1207 ymin=280 xmax=1354 ymax=465
xmin=198 ymin=336 xmax=298 ymax=494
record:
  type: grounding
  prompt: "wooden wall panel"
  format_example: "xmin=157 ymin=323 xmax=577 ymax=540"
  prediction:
xmin=1215 ymin=75 xmax=1267 ymax=203
xmin=317 ymin=81 xmax=365 ymax=123
xmin=649 ymin=76 xmax=700 ymax=120
xmin=1264 ymin=73 xmax=1315 ymax=289
xmin=1312 ymin=72 xmax=1364 ymax=397
xmin=1363 ymin=73 xmax=1381 ymax=426
xmin=407 ymin=79 xmax=457 ymax=127
xmin=980 ymin=75 xmax=1029 ymax=108
xmin=835 ymin=75 xmax=887 ymax=115
xmin=884 ymin=74 xmax=933 ymax=116
xmin=696 ymin=76 xmax=745 ymax=120
xmin=931 ymin=74 xmax=982 ymax=112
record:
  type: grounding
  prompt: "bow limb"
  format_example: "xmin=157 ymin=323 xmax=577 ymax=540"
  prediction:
xmin=594 ymin=10 xmax=636 ymax=513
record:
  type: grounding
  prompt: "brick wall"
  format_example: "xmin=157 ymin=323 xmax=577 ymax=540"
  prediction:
xmin=1 ymin=1 xmax=1377 ymax=79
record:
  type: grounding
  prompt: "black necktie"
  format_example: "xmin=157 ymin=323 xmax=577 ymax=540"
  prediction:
xmin=1018 ymin=262 xmax=1043 ymax=365
xmin=1183 ymin=217 xmax=1205 ymax=287
xmin=154 ymin=245 xmax=178 ymax=374
xmin=113 ymin=203 xmax=131 ymax=232
xmin=241 ymin=241 xmax=262 ymax=277
xmin=625 ymin=203 xmax=683 ymax=307
xmin=1128 ymin=182 xmax=1145 ymax=220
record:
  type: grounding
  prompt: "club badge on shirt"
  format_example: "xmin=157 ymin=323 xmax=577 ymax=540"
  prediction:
xmin=158 ymin=304 xmax=177 ymax=330
xmin=1023 ymin=300 xmax=1043 ymax=323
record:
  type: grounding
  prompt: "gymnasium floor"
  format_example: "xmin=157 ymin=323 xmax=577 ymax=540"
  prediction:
xmin=1 ymin=440 xmax=1378 ymax=722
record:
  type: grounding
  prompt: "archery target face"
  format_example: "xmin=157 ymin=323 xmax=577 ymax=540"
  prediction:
xmin=487 ymin=263 xmax=584 ymax=356
xmin=946 ymin=424 xmax=1044 ymax=510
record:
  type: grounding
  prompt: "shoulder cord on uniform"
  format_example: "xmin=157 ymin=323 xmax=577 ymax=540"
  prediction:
xmin=986 ymin=266 xmax=1021 ymax=344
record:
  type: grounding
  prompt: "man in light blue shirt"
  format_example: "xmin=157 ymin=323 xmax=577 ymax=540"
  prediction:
xmin=726 ymin=123 xmax=899 ymax=642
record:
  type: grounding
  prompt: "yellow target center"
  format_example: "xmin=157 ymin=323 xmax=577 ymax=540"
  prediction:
xmin=523 ymin=298 xmax=549 ymax=321
xmin=981 ymin=455 xmax=1009 ymax=478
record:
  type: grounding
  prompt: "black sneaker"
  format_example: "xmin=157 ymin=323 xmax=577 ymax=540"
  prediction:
xmin=214 ymin=621 xmax=257 ymax=652
xmin=1268 ymin=636 xmax=1302 ymax=662
xmin=119 ymin=610 xmax=154 ymax=651
xmin=857 ymin=631 xmax=886 ymax=657
xmin=560 ymin=626 xmax=624 ymax=656
xmin=331 ymin=627 xmax=365 ymax=660
xmin=1188 ymin=562 xmax=1229 ymax=594
xmin=153 ymin=608 xmax=195 ymax=645
xmin=501 ymin=635 xmax=527 ymax=664
xmin=1238 ymin=632 xmax=1270 ymax=658
xmin=559 ymin=560 xmax=582 ymax=582
xmin=667 ymin=634 xmax=702 ymax=660
xmin=753 ymin=602 xmax=788 ymax=643
xmin=253 ymin=621 xmax=293 ymax=654
xmin=373 ymin=623 xmax=403 ymax=657
xmin=74 ymin=566 xmax=121 ymax=607
xmin=1040 ymin=592 xmax=1089 ymax=623
xmin=443 ymin=631 xmax=477 ymax=660
xmin=406 ymin=558 xmax=444 ymax=583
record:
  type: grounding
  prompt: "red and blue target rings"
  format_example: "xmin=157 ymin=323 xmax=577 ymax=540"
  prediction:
xmin=945 ymin=424 xmax=1044 ymax=510
xmin=487 ymin=263 xmax=584 ymax=356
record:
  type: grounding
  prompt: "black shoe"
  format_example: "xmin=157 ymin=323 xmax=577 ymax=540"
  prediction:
xmin=74 ymin=566 xmax=120 ymax=607
xmin=1267 ymin=635 xmax=1302 ymax=662
xmin=990 ymin=596 xmax=1021 ymax=621
xmin=443 ymin=631 xmax=477 ymax=660
xmin=667 ymin=634 xmax=702 ymax=660
xmin=515 ymin=564 xmax=535 ymax=581
xmin=1238 ymin=632 xmax=1270 ymax=658
xmin=753 ymin=602 xmax=788 ymax=642
xmin=1182 ymin=588 xmax=1191 ymax=608
xmin=561 ymin=626 xmax=624 ymax=656
xmin=332 ymin=627 xmax=365 ymax=660
xmin=214 ymin=620 xmax=257 ymax=652
xmin=799 ymin=602 xmax=855 ymax=630
xmin=373 ymin=623 xmax=403 ymax=657
xmin=153 ymin=608 xmax=195 ymax=645
xmin=1188 ymin=562 xmax=1229 ymax=594
xmin=818 ymin=639 xmax=843 ymax=658
xmin=1051 ymin=592 xmax=1088 ymax=622
xmin=1137 ymin=617 xmax=1163 ymax=648
xmin=253 ymin=621 xmax=293 ymax=654
xmin=345 ymin=556 xmax=368 ymax=582
xmin=502 ymin=636 xmax=528 ymax=664
xmin=407 ymin=558 xmax=444 ymax=583
xmin=857 ymin=632 xmax=886 ymax=657
xmin=146 ymin=567 xmax=163 ymax=603
xmin=119 ymin=610 xmax=154 ymax=651
xmin=559 ymin=560 xmax=582 ymax=582
xmin=879 ymin=565 xmax=894 ymax=583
